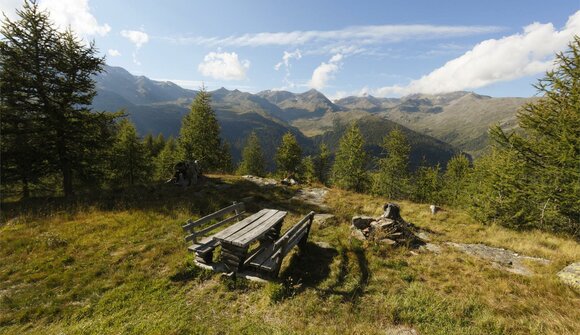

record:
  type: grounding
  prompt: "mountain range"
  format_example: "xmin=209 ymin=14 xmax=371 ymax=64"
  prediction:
xmin=92 ymin=65 xmax=534 ymax=169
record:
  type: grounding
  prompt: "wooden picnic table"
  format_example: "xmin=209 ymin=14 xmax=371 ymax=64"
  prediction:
xmin=213 ymin=208 xmax=287 ymax=272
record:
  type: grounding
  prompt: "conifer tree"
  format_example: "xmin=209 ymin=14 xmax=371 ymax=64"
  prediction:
xmin=144 ymin=133 xmax=165 ymax=158
xmin=314 ymin=143 xmax=331 ymax=184
xmin=218 ymin=141 xmax=234 ymax=174
xmin=331 ymin=123 xmax=369 ymax=192
xmin=412 ymin=159 xmax=441 ymax=204
xmin=154 ymin=137 xmax=178 ymax=181
xmin=275 ymin=132 xmax=302 ymax=177
xmin=372 ymin=128 xmax=411 ymax=199
xmin=237 ymin=132 xmax=266 ymax=177
xmin=109 ymin=119 xmax=151 ymax=186
xmin=442 ymin=154 xmax=471 ymax=206
xmin=178 ymin=87 xmax=223 ymax=171
xmin=1 ymin=1 xmax=118 ymax=197
xmin=300 ymin=156 xmax=317 ymax=184
xmin=485 ymin=36 xmax=579 ymax=234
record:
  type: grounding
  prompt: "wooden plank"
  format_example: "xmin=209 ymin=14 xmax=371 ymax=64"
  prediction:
xmin=233 ymin=211 xmax=287 ymax=246
xmin=182 ymin=202 xmax=244 ymax=231
xmin=190 ymin=211 xmax=246 ymax=239
xmin=226 ymin=210 xmax=285 ymax=247
xmin=213 ymin=209 xmax=271 ymax=241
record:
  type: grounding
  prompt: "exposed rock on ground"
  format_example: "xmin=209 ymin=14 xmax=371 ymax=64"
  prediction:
xmin=351 ymin=203 xmax=425 ymax=247
xmin=557 ymin=262 xmax=580 ymax=289
xmin=313 ymin=213 xmax=336 ymax=227
xmin=446 ymin=242 xmax=550 ymax=276
xmin=292 ymin=187 xmax=329 ymax=208
xmin=242 ymin=175 xmax=278 ymax=187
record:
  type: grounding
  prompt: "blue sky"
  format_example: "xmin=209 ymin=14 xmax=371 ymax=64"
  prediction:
xmin=2 ymin=0 xmax=579 ymax=98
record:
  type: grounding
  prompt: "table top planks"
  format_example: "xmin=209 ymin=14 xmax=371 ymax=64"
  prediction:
xmin=213 ymin=209 xmax=287 ymax=248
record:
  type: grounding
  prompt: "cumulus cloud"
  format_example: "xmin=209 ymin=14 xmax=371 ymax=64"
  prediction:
xmin=1 ymin=0 xmax=110 ymax=36
xmin=108 ymin=49 xmax=121 ymax=57
xmin=198 ymin=51 xmax=250 ymax=81
xmin=309 ymin=53 xmax=343 ymax=89
xmin=375 ymin=11 xmax=580 ymax=96
xmin=171 ymin=24 xmax=503 ymax=48
xmin=121 ymin=30 xmax=149 ymax=48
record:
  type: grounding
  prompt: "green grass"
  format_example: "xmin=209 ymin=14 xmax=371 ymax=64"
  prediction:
xmin=1 ymin=176 xmax=579 ymax=334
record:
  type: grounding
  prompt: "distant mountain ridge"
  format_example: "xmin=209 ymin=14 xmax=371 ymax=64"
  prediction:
xmin=91 ymin=65 xmax=533 ymax=168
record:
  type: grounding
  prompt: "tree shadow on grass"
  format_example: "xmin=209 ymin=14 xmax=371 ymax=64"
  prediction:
xmin=275 ymin=242 xmax=370 ymax=304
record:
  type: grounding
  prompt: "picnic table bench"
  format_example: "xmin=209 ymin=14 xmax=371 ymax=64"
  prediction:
xmin=182 ymin=202 xmax=246 ymax=264
xmin=182 ymin=202 xmax=315 ymax=279
xmin=245 ymin=211 xmax=315 ymax=278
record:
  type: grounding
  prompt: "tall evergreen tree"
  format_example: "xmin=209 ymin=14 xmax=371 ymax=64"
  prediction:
xmin=486 ymin=36 xmax=579 ymax=234
xmin=144 ymin=133 xmax=166 ymax=158
xmin=314 ymin=143 xmax=331 ymax=184
xmin=218 ymin=141 xmax=234 ymax=174
xmin=275 ymin=132 xmax=302 ymax=177
xmin=442 ymin=154 xmax=471 ymax=206
xmin=178 ymin=87 xmax=223 ymax=171
xmin=0 ymin=1 xmax=118 ymax=197
xmin=300 ymin=156 xmax=317 ymax=184
xmin=372 ymin=128 xmax=411 ymax=199
xmin=109 ymin=119 xmax=151 ymax=186
xmin=412 ymin=159 xmax=441 ymax=204
xmin=154 ymin=137 xmax=178 ymax=181
xmin=237 ymin=132 xmax=266 ymax=177
xmin=331 ymin=123 xmax=369 ymax=192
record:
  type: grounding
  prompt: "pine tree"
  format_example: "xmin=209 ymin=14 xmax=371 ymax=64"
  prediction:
xmin=218 ymin=141 xmax=234 ymax=174
xmin=0 ymin=1 xmax=118 ymax=197
xmin=178 ymin=87 xmax=223 ymax=171
xmin=314 ymin=143 xmax=331 ymax=184
xmin=466 ymin=147 xmax=534 ymax=228
xmin=154 ymin=137 xmax=178 ymax=181
xmin=300 ymin=156 xmax=317 ymax=184
xmin=442 ymin=154 xmax=471 ymax=206
xmin=412 ymin=159 xmax=441 ymax=204
xmin=275 ymin=132 xmax=302 ymax=177
xmin=237 ymin=132 xmax=266 ymax=177
xmin=486 ymin=36 xmax=580 ymax=234
xmin=331 ymin=123 xmax=369 ymax=192
xmin=109 ymin=119 xmax=151 ymax=186
xmin=372 ymin=128 xmax=411 ymax=199
xmin=144 ymin=133 xmax=165 ymax=158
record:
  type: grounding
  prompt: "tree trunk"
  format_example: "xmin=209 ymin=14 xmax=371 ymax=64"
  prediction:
xmin=56 ymin=129 xmax=74 ymax=197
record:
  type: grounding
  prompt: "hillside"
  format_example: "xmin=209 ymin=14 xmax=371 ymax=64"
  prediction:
xmin=91 ymin=66 xmax=466 ymax=169
xmin=333 ymin=92 xmax=534 ymax=156
xmin=314 ymin=115 xmax=461 ymax=168
xmin=1 ymin=176 xmax=578 ymax=334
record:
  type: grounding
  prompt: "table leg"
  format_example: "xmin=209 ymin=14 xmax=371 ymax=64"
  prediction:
xmin=220 ymin=243 xmax=248 ymax=272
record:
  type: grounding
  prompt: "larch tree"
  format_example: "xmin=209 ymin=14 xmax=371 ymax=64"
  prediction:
xmin=237 ymin=132 xmax=266 ymax=177
xmin=372 ymin=128 xmax=411 ymax=199
xmin=331 ymin=123 xmax=369 ymax=192
xmin=0 ymin=0 xmax=118 ymax=197
xmin=178 ymin=87 xmax=223 ymax=171
xmin=314 ymin=143 xmax=331 ymax=184
xmin=442 ymin=154 xmax=471 ymax=206
xmin=109 ymin=119 xmax=151 ymax=186
xmin=275 ymin=132 xmax=302 ymax=177
xmin=486 ymin=36 xmax=580 ymax=235
xmin=154 ymin=137 xmax=178 ymax=181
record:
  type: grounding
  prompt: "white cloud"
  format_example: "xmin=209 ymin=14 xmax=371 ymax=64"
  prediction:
xmin=108 ymin=49 xmax=121 ymax=57
xmin=121 ymin=29 xmax=149 ymax=48
xmin=198 ymin=51 xmax=250 ymax=81
xmin=170 ymin=24 xmax=503 ymax=48
xmin=375 ymin=10 xmax=580 ymax=96
xmin=274 ymin=49 xmax=302 ymax=70
xmin=1 ymin=0 xmax=110 ymax=36
xmin=309 ymin=53 xmax=343 ymax=90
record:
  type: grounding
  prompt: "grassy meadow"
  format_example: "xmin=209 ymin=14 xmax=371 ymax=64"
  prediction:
xmin=1 ymin=176 xmax=579 ymax=334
